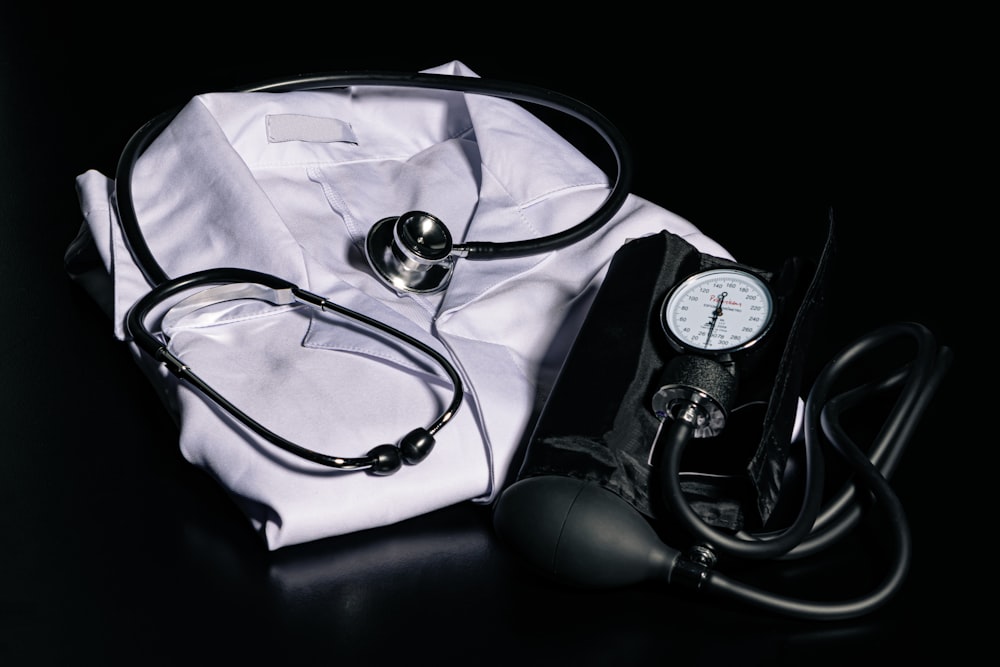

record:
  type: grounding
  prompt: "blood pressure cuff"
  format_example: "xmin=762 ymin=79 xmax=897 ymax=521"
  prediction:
xmin=513 ymin=217 xmax=835 ymax=529
xmin=65 ymin=59 xmax=747 ymax=551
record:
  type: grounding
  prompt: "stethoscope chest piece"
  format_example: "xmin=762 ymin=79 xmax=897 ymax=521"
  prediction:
xmin=365 ymin=211 xmax=457 ymax=293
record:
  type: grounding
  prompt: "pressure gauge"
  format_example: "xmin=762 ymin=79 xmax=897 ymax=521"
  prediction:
xmin=661 ymin=268 xmax=774 ymax=355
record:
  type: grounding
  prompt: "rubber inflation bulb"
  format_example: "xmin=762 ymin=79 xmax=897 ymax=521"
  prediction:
xmin=492 ymin=476 xmax=679 ymax=587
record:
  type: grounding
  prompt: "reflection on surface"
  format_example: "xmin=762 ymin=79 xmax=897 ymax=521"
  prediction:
xmin=170 ymin=490 xmax=896 ymax=665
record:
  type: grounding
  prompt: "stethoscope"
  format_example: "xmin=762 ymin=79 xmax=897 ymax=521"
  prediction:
xmin=119 ymin=71 xmax=633 ymax=474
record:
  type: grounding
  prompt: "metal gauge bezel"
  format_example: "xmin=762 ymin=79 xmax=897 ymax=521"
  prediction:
xmin=660 ymin=268 xmax=775 ymax=355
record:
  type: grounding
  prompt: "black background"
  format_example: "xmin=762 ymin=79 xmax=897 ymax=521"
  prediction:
xmin=1 ymin=8 xmax=978 ymax=666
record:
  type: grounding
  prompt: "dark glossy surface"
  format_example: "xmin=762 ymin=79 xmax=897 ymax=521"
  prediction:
xmin=1 ymin=12 xmax=974 ymax=665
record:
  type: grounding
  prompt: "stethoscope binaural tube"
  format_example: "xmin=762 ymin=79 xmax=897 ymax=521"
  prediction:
xmin=114 ymin=70 xmax=634 ymax=291
xmin=126 ymin=267 xmax=465 ymax=475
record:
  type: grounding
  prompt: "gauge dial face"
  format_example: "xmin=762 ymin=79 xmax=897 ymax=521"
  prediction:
xmin=661 ymin=268 xmax=774 ymax=354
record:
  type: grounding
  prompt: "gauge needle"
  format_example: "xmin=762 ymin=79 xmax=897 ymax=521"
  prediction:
xmin=704 ymin=291 xmax=726 ymax=348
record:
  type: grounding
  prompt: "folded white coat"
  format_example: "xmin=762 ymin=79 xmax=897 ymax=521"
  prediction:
xmin=70 ymin=60 xmax=734 ymax=550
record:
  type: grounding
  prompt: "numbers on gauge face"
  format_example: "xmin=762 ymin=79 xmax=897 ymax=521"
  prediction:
xmin=661 ymin=269 xmax=774 ymax=354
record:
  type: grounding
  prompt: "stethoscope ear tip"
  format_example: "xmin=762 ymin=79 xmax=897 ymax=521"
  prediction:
xmin=365 ymin=428 xmax=437 ymax=475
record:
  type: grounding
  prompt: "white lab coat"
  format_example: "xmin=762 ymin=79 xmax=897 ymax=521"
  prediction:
xmin=72 ymin=60 xmax=734 ymax=550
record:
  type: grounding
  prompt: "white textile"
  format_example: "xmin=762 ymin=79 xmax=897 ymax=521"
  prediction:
xmin=71 ymin=60 xmax=733 ymax=550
